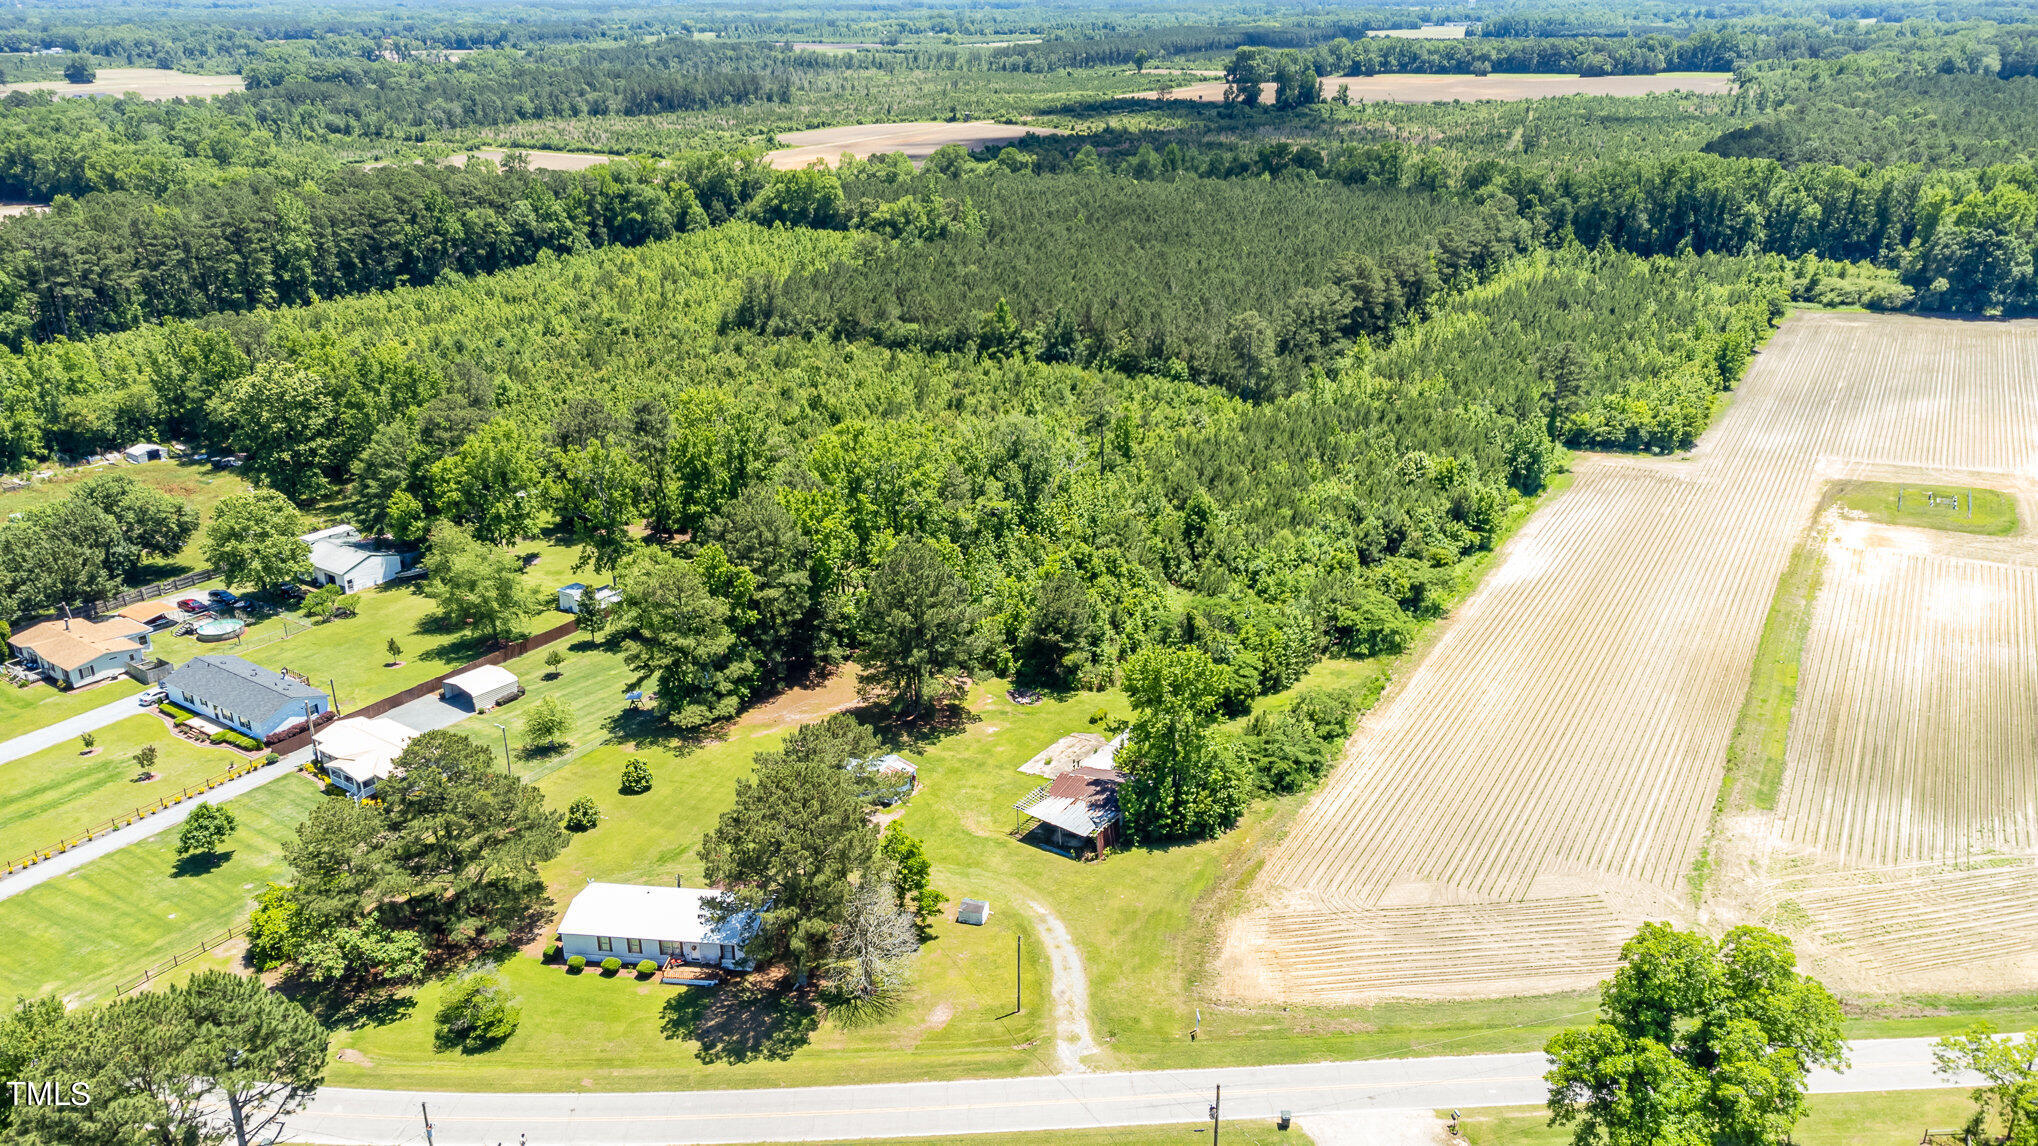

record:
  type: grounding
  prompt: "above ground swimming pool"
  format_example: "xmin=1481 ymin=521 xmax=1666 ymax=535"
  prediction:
xmin=193 ymin=617 xmax=245 ymax=642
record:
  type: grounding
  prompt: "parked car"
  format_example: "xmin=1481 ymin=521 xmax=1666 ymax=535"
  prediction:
xmin=138 ymin=687 xmax=166 ymax=705
xmin=207 ymin=589 xmax=241 ymax=606
xmin=176 ymin=598 xmax=211 ymax=614
xmin=274 ymin=583 xmax=307 ymax=602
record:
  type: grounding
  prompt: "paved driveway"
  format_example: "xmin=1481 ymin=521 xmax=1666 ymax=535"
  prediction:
xmin=379 ymin=692 xmax=472 ymax=735
xmin=0 ymin=689 xmax=149 ymax=766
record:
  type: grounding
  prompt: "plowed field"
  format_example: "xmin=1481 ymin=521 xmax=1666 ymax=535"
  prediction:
xmin=763 ymin=121 xmax=1066 ymax=168
xmin=1222 ymin=312 xmax=2038 ymax=1004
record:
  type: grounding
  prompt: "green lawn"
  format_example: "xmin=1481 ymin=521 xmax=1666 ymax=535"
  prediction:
xmin=0 ymin=776 xmax=324 ymax=1001
xmin=1831 ymin=479 xmax=2018 ymax=535
xmin=1452 ymin=1089 xmax=1983 ymax=1146
xmin=0 ymin=677 xmax=141 ymax=745
xmin=0 ymin=458 xmax=254 ymax=582
xmin=0 ymin=714 xmax=251 ymax=862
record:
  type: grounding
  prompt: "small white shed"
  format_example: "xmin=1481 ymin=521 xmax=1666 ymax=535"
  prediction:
xmin=441 ymin=665 xmax=521 ymax=711
xmin=558 ymin=582 xmax=622 ymax=614
xmin=122 ymin=443 xmax=166 ymax=464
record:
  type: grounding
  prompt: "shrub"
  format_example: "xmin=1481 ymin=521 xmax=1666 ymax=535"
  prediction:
xmin=620 ymin=758 xmax=652 ymax=794
xmin=543 ymin=943 xmax=559 ymax=961
xmin=523 ymin=694 xmax=572 ymax=750
xmin=302 ymin=583 xmax=343 ymax=617
xmin=435 ymin=963 xmax=522 ymax=1048
xmin=79 ymin=731 xmax=95 ymax=750
xmin=334 ymin=593 xmax=361 ymax=615
xmin=565 ymin=796 xmax=600 ymax=831
xmin=1089 ymin=707 xmax=1110 ymax=725
xmin=568 ymin=955 xmax=586 ymax=972
xmin=600 ymin=956 xmax=621 ymax=974
xmin=545 ymin=648 xmax=565 ymax=673
xmin=636 ymin=959 xmax=656 ymax=976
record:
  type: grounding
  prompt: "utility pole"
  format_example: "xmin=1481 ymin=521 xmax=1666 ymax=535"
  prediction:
xmin=1210 ymin=1084 xmax=1220 ymax=1146
xmin=1015 ymin=934 xmax=1022 ymax=1013
xmin=421 ymin=1102 xmax=435 ymax=1146
xmin=329 ymin=678 xmax=340 ymax=715
xmin=492 ymin=723 xmax=512 ymax=773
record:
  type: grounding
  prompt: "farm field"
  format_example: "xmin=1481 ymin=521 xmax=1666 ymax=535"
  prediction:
xmin=0 ymin=67 xmax=243 ymax=100
xmin=1368 ymin=24 xmax=1471 ymax=37
xmin=1223 ymin=311 xmax=2038 ymax=1005
xmin=764 ymin=121 xmax=1068 ymax=168
xmin=1135 ymin=71 xmax=1734 ymax=102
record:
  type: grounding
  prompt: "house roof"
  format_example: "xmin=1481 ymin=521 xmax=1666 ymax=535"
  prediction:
xmin=300 ymin=525 xmax=360 ymax=545
xmin=557 ymin=882 xmax=759 ymax=948
xmin=1015 ymin=765 xmax=1125 ymax=839
xmin=162 ymin=655 xmax=326 ymax=718
xmin=309 ymin=536 xmax=391 ymax=577
xmin=8 ymin=615 xmax=149 ymax=671
xmin=443 ymin=664 xmax=518 ymax=696
xmin=114 ymin=597 xmax=184 ymax=623
xmin=315 ymin=716 xmax=414 ymax=785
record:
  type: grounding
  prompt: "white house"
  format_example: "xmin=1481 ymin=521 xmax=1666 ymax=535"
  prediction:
xmin=558 ymin=582 xmax=621 ymax=614
xmin=557 ymin=882 xmax=759 ymax=969
xmin=440 ymin=665 xmax=521 ymax=711
xmin=161 ymin=655 xmax=330 ymax=740
xmin=313 ymin=715 xmax=415 ymax=798
xmin=301 ymin=524 xmax=412 ymax=592
xmin=7 ymin=615 xmax=152 ymax=687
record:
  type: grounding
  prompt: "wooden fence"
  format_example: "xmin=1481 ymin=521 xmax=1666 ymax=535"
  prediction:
xmin=265 ymin=617 xmax=580 ymax=756
xmin=112 ymin=924 xmax=243 ymax=997
xmin=3 ymin=757 xmax=273 ymax=876
xmin=81 ymin=569 xmax=217 ymax=618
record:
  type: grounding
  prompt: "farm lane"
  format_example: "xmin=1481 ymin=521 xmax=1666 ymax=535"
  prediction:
xmin=1224 ymin=312 xmax=2038 ymax=1004
xmin=281 ymin=1036 xmax=1971 ymax=1144
xmin=0 ymin=689 xmax=150 ymax=767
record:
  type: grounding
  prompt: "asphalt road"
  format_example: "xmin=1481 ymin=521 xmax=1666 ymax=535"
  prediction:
xmin=285 ymin=1036 xmax=1972 ymax=1145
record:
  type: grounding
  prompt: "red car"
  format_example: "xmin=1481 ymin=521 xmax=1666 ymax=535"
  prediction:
xmin=176 ymin=598 xmax=210 ymax=613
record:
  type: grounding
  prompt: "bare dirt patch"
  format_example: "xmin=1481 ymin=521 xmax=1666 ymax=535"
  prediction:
xmin=1367 ymin=25 xmax=1471 ymax=38
xmin=1134 ymin=71 xmax=1732 ymax=103
xmin=2 ymin=68 xmax=242 ymax=101
xmin=763 ymin=121 xmax=1068 ymax=169
xmin=1223 ymin=312 xmax=2038 ymax=1005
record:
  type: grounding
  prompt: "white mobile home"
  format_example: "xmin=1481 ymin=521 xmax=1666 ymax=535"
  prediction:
xmin=557 ymin=882 xmax=758 ymax=969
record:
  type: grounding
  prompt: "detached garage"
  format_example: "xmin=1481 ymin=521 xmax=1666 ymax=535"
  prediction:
xmin=440 ymin=665 xmax=521 ymax=711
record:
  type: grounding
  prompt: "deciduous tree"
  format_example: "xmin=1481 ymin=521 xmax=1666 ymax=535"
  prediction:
xmin=1545 ymin=923 xmax=1845 ymax=1146
xmin=1117 ymin=647 xmax=1251 ymax=842
xmin=420 ymin=521 xmax=544 ymax=643
xmin=202 ymin=489 xmax=311 ymax=592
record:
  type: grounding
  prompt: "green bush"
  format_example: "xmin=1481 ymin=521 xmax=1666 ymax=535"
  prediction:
xmin=434 ymin=963 xmax=522 ymax=1049
xmin=565 ymin=796 xmax=600 ymax=831
xmin=635 ymin=959 xmax=656 ymax=976
xmin=600 ymin=956 xmax=621 ymax=974
xmin=620 ymin=757 xmax=652 ymax=794
xmin=159 ymin=701 xmax=197 ymax=722
xmin=567 ymin=955 xmax=585 ymax=972
xmin=544 ymin=943 xmax=559 ymax=961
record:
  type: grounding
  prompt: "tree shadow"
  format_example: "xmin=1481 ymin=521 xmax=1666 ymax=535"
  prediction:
xmin=170 ymin=850 xmax=232 ymax=878
xmin=659 ymin=980 xmax=819 ymax=1064
xmin=873 ymin=700 xmax=981 ymax=753
xmin=281 ymin=981 xmax=418 ymax=1031
xmin=821 ymin=985 xmax=906 ymax=1030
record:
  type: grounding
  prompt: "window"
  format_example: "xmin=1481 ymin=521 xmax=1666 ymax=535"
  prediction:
xmin=596 ymin=936 xmax=612 ymax=952
xmin=658 ymin=941 xmax=681 ymax=956
xmin=626 ymin=938 xmax=642 ymax=955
